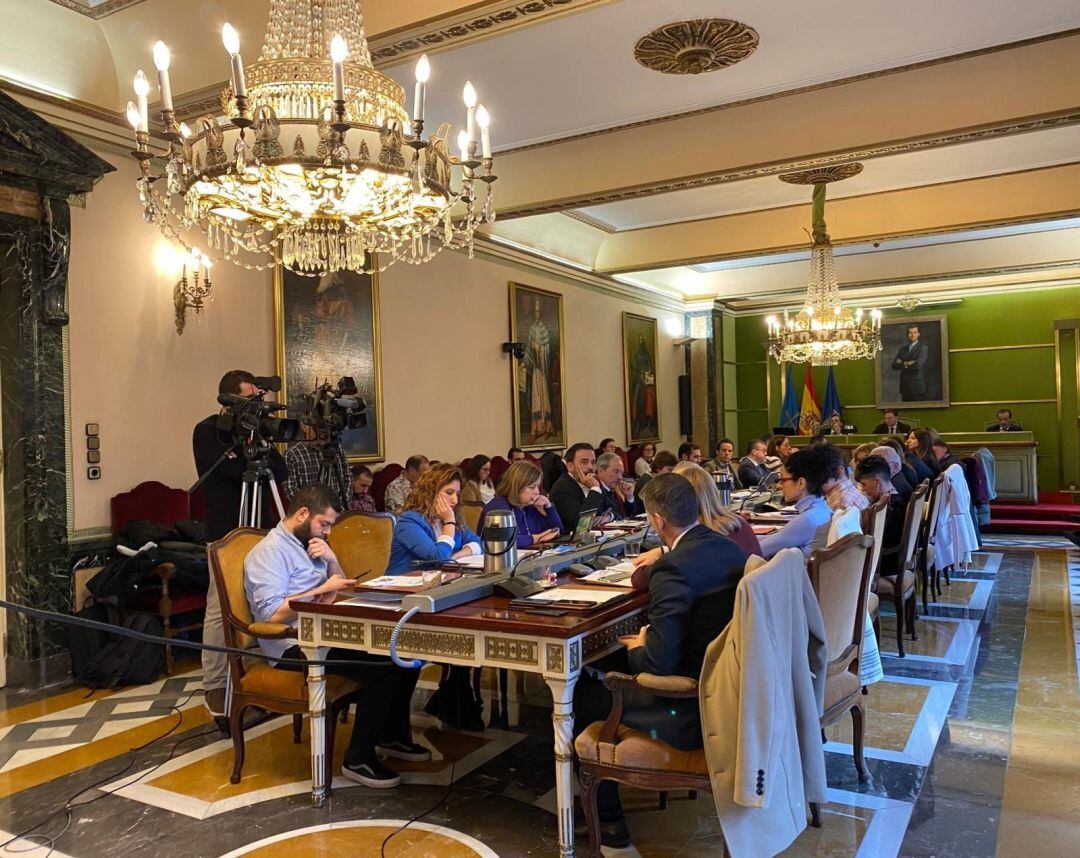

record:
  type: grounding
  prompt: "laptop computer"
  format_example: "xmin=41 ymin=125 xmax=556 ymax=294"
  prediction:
xmin=546 ymin=510 xmax=598 ymax=546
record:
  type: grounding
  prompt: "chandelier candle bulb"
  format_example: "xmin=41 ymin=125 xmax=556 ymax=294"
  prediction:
xmin=463 ymin=80 xmax=478 ymax=142
xmin=132 ymin=70 xmax=149 ymax=132
xmin=152 ymin=41 xmax=173 ymax=111
xmin=221 ymin=24 xmax=246 ymax=97
xmin=330 ymin=35 xmax=347 ymax=102
xmin=125 ymin=101 xmax=141 ymax=131
xmin=413 ymin=54 xmax=429 ymax=122
xmin=476 ymin=104 xmax=492 ymax=159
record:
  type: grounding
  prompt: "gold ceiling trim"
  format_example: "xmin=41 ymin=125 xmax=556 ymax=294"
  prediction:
xmin=368 ymin=0 xmax=615 ymax=64
xmin=44 ymin=0 xmax=146 ymax=20
xmin=498 ymin=110 xmax=1080 ymax=220
xmin=562 ymin=210 xmax=616 ymax=233
xmin=499 ymin=28 xmax=1080 ymax=156
xmin=779 ymin=163 xmax=864 ymax=185
xmin=634 ymin=19 xmax=758 ymax=76
xmin=0 ymin=74 xmax=127 ymax=129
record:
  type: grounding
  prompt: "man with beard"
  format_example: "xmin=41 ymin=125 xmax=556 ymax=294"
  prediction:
xmin=244 ymin=483 xmax=426 ymax=788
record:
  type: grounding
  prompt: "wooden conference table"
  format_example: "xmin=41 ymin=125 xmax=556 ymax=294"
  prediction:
xmin=291 ymin=530 xmax=648 ymax=858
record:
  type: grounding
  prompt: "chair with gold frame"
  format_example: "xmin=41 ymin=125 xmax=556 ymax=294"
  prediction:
xmin=327 ymin=509 xmax=395 ymax=583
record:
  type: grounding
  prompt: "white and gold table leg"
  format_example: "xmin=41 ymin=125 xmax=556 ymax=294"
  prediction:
xmin=302 ymin=643 xmax=329 ymax=807
xmin=545 ymin=673 xmax=580 ymax=858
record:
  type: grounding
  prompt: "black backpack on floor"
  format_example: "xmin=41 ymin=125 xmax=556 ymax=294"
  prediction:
xmin=69 ymin=600 xmax=165 ymax=689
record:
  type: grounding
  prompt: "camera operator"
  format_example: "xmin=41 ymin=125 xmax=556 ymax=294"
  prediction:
xmin=193 ymin=369 xmax=288 ymax=724
xmin=284 ymin=421 xmax=350 ymax=510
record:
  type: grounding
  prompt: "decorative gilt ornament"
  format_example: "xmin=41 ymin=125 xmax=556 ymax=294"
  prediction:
xmin=779 ymin=163 xmax=863 ymax=185
xmin=634 ymin=19 xmax=758 ymax=75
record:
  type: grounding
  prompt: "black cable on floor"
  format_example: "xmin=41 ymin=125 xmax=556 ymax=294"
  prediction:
xmin=0 ymin=689 xmax=216 ymax=857
xmin=379 ymin=758 xmax=459 ymax=858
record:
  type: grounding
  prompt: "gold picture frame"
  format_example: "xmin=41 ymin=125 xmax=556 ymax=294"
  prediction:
xmin=274 ymin=264 xmax=385 ymax=462
xmin=508 ymin=282 xmax=567 ymax=451
xmin=622 ymin=312 xmax=661 ymax=444
xmin=874 ymin=313 xmax=951 ymax=410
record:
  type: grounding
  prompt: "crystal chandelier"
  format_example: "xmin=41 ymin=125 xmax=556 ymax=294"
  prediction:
xmin=765 ymin=182 xmax=882 ymax=366
xmin=125 ymin=0 xmax=497 ymax=276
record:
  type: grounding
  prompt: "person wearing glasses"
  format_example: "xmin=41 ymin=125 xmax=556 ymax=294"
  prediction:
xmin=758 ymin=447 xmax=833 ymax=559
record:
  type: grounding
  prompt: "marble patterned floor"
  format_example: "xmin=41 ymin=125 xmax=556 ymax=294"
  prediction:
xmin=0 ymin=548 xmax=1078 ymax=857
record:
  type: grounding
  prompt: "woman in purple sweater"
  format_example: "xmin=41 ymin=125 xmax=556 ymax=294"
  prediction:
xmin=481 ymin=460 xmax=563 ymax=547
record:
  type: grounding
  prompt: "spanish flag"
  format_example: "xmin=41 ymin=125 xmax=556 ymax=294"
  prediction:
xmin=798 ymin=365 xmax=822 ymax=435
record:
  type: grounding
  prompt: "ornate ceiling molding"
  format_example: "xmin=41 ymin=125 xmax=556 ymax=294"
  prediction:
xmin=634 ymin=19 xmax=758 ymax=76
xmin=499 ymin=27 xmax=1080 ymax=156
xmin=45 ymin=0 xmax=147 ymax=20
xmin=497 ymin=110 xmax=1080 ymax=220
xmin=779 ymin=163 xmax=863 ymax=185
xmin=368 ymin=0 xmax=615 ymax=64
xmin=562 ymin=210 xmax=616 ymax=233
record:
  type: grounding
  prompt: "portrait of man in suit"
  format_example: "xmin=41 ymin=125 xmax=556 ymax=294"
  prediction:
xmin=875 ymin=314 xmax=950 ymax=409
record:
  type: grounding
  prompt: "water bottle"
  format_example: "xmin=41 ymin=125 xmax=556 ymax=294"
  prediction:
xmin=718 ymin=472 xmax=732 ymax=507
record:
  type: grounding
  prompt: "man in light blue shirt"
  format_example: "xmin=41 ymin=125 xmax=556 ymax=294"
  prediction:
xmin=759 ymin=447 xmax=833 ymax=559
xmin=244 ymin=483 xmax=428 ymax=789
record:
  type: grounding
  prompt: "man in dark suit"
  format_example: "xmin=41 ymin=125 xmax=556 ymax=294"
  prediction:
xmin=986 ymin=408 xmax=1023 ymax=432
xmin=891 ymin=323 xmax=929 ymax=401
xmin=872 ymin=409 xmax=912 ymax=436
xmin=572 ymin=473 xmax=745 ymax=848
xmin=595 ymin=452 xmax=643 ymax=518
xmin=549 ymin=443 xmax=616 ymax=532
xmin=737 ymin=438 xmax=770 ymax=487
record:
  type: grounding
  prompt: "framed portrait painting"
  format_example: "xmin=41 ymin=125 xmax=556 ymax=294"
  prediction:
xmin=274 ymin=264 xmax=385 ymax=461
xmin=874 ymin=314 xmax=950 ymax=410
xmin=508 ymin=282 xmax=566 ymax=451
xmin=622 ymin=313 xmax=661 ymax=444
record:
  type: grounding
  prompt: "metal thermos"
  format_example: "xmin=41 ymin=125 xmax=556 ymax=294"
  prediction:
xmin=717 ymin=472 xmax=733 ymax=507
xmin=481 ymin=508 xmax=518 ymax=574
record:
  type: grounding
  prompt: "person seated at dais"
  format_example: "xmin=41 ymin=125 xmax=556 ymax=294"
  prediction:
xmin=820 ymin=411 xmax=857 ymax=435
xmin=480 ymin=460 xmax=563 ymax=547
xmin=873 ymin=409 xmax=911 ymax=436
xmin=388 ymin=463 xmax=482 ymax=571
xmin=244 ymin=483 xmax=427 ymax=788
xmin=737 ymin=438 xmax=771 ymax=488
xmin=759 ymin=447 xmax=833 ymax=559
xmin=572 ymin=473 xmax=745 ymax=849
xmin=461 ymin=454 xmax=496 ymax=505
xmin=986 ymin=408 xmax=1023 ymax=432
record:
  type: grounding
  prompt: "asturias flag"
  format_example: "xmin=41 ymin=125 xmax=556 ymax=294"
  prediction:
xmin=799 ymin=365 xmax=822 ymax=435
xmin=779 ymin=364 xmax=800 ymax=431
xmin=822 ymin=367 xmax=844 ymax=423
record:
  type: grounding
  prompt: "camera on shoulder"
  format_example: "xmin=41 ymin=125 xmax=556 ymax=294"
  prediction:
xmin=302 ymin=376 xmax=367 ymax=442
xmin=216 ymin=374 xmax=300 ymax=449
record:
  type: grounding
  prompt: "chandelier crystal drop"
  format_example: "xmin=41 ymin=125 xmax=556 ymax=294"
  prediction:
xmin=129 ymin=0 xmax=497 ymax=275
xmin=765 ymin=182 xmax=882 ymax=366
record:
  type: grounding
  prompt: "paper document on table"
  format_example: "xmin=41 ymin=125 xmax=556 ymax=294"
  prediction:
xmin=358 ymin=572 xmax=442 ymax=592
xmin=524 ymin=587 xmax=628 ymax=605
xmin=339 ymin=594 xmax=403 ymax=609
xmin=578 ymin=560 xmax=635 ymax=587
xmin=604 ymin=520 xmax=644 ymax=528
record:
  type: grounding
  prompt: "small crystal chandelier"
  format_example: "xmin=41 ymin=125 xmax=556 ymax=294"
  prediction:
xmin=125 ymin=0 xmax=497 ymax=276
xmin=765 ymin=181 xmax=882 ymax=366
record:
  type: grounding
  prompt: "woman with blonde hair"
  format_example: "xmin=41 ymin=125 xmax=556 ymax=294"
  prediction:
xmin=631 ymin=463 xmax=759 ymax=589
xmin=481 ymin=460 xmax=563 ymax=547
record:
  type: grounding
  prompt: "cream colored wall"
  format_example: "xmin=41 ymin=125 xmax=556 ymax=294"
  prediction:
xmin=67 ymin=154 xmax=684 ymax=531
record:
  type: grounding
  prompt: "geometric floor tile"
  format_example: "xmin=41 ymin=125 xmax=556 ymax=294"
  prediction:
xmin=970 ymin=551 xmax=1004 ymax=575
xmin=878 ymin=615 xmax=980 ymax=666
xmin=825 ymin=675 xmax=957 ymax=767
xmin=217 ymin=821 xmax=498 ymax=858
xmin=981 ymin=534 xmax=1076 ymax=549
xmin=926 ymin=577 xmax=995 ymax=612
xmin=107 ymin=711 xmax=524 ymax=819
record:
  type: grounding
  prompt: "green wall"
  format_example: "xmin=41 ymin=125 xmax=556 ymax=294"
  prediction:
xmin=727 ymin=285 xmax=1080 ymax=491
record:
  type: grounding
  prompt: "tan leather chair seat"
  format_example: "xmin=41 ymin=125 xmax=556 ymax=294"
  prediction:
xmin=825 ymin=670 xmax=861 ymax=710
xmin=867 ymin=592 xmax=879 ymax=616
xmin=875 ymin=570 xmax=916 ymax=596
xmin=239 ymin=663 xmax=360 ymax=704
xmin=575 ymin=721 xmax=708 ymax=774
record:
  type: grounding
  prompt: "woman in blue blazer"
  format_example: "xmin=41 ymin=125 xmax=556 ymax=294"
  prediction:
xmin=388 ymin=463 xmax=482 ymax=572
xmin=386 ymin=463 xmax=484 ymax=730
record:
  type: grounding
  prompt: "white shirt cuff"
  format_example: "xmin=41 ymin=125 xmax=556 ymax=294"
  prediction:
xmin=436 ymin=535 xmax=455 ymax=548
xmin=468 ymin=542 xmax=482 ymax=556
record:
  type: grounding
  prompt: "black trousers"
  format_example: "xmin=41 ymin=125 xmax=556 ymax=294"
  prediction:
xmin=279 ymin=645 xmax=420 ymax=766
xmin=573 ymin=653 xmax=703 ymax=823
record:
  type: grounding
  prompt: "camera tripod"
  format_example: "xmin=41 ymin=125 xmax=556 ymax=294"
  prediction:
xmin=239 ymin=452 xmax=286 ymax=529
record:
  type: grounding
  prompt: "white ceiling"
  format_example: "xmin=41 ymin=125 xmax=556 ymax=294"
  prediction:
xmin=383 ymin=0 xmax=1080 ymax=150
xmin=573 ymin=124 xmax=1080 ymax=231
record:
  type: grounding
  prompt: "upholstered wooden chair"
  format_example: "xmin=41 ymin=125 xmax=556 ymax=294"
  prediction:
xmin=372 ymin=463 xmax=403 ymax=512
xmin=575 ymin=671 xmax=720 ymax=858
xmin=327 ymin=509 xmax=395 ymax=583
xmin=489 ymin=456 xmax=510 ymax=485
xmin=920 ymin=475 xmax=947 ymax=604
xmin=860 ymin=495 xmax=889 ymax=645
xmin=877 ymin=480 xmax=930 ymax=656
xmin=807 ymin=532 xmax=875 ymax=788
xmin=208 ymin=528 xmax=364 ymax=786
xmin=460 ymin=501 xmax=485 ymax=533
